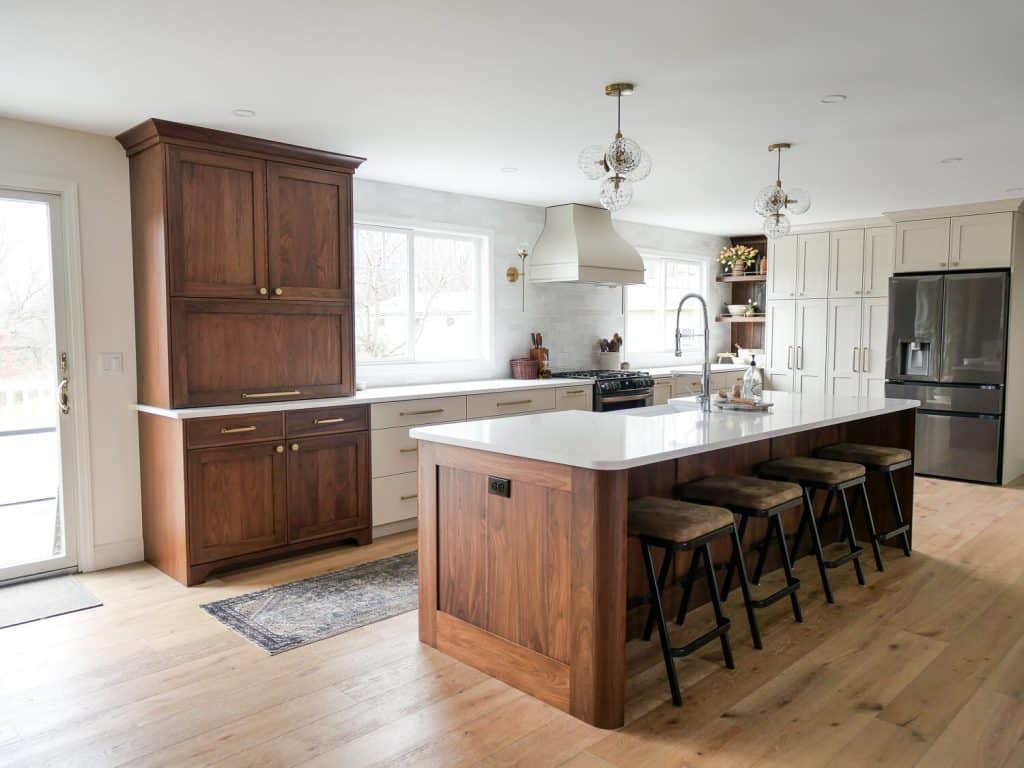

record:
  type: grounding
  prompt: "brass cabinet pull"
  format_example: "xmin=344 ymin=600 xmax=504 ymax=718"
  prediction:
xmin=290 ymin=443 xmax=300 ymax=451
xmin=497 ymin=399 xmax=532 ymax=407
xmin=241 ymin=390 xmax=301 ymax=399
xmin=951 ymin=261 xmax=960 ymax=266
xmin=400 ymin=493 xmax=418 ymax=501
xmin=564 ymin=389 xmax=586 ymax=395
xmin=399 ymin=408 xmax=444 ymax=416
xmin=258 ymin=287 xmax=268 ymax=295
xmin=399 ymin=447 xmax=418 ymax=453
xmin=275 ymin=445 xmax=285 ymax=454
xmin=220 ymin=425 xmax=257 ymax=434
xmin=274 ymin=287 xmax=284 ymax=296
xmin=314 ymin=416 xmax=345 ymax=425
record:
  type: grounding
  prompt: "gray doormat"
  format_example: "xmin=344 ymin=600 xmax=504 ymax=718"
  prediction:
xmin=201 ymin=551 xmax=418 ymax=654
xmin=0 ymin=575 xmax=102 ymax=629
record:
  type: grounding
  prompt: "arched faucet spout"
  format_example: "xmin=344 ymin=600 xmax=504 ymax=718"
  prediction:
xmin=675 ymin=293 xmax=711 ymax=413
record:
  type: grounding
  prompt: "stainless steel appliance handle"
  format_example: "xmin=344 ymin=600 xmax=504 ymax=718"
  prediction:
xmin=600 ymin=392 xmax=651 ymax=404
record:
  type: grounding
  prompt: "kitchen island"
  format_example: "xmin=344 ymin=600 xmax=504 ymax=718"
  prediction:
xmin=411 ymin=391 xmax=919 ymax=729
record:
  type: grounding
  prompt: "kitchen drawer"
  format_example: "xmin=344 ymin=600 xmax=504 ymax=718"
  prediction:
xmin=554 ymin=385 xmax=592 ymax=411
xmin=372 ymin=472 xmax=419 ymax=526
xmin=670 ymin=375 xmax=703 ymax=398
xmin=371 ymin=425 xmax=420 ymax=478
xmin=653 ymin=381 xmax=672 ymax=405
xmin=286 ymin=404 xmax=368 ymax=438
xmin=185 ymin=412 xmax=284 ymax=449
xmin=371 ymin=396 xmax=467 ymax=429
xmin=466 ymin=388 xmax=556 ymax=419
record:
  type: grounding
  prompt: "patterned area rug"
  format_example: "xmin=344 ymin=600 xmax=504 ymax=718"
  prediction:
xmin=201 ymin=551 xmax=418 ymax=654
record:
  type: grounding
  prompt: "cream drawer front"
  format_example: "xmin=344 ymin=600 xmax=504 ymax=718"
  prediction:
xmin=554 ymin=385 xmax=593 ymax=411
xmin=372 ymin=472 xmax=419 ymax=526
xmin=371 ymin=425 xmax=421 ymax=478
xmin=466 ymin=388 xmax=556 ymax=419
xmin=671 ymin=376 xmax=702 ymax=397
xmin=371 ymin=396 xmax=467 ymax=429
xmin=653 ymin=381 xmax=672 ymax=405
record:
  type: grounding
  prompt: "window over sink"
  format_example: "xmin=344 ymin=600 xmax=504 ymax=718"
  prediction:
xmin=354 ymin=223 xmax=491 ymax=364
xmin=625 ymin=251 xmax=708 ymax=358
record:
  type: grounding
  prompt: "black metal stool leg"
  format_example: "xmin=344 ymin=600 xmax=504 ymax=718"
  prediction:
xmin=641 ymin=542 xmax=682 ymax=706
xmin=838 ymin=489 xmax=866 ymax=586
xmin=701 ymin=543 xmax=734 ymax=670
xmin=773 ymin=513 xmax=803 ymax=623
xmin=674 ymin=546 xmax=702 ymax=626
xmin=859 ymin=483 xmax=885 ymax=572
xmin=887 ymin=471 xmax=912 ymax=557
xmin=643 ymin=548 xmax=674 ymax=641
xmin=802 ymin=486 xmax=836 ymax=604
xmin=751 ymin=522 xmax=772 ymax=584
xmin=729 ymin=524 xmax=763 ymax=649
xmin=720 ymin=515 xmax=748 ymax=602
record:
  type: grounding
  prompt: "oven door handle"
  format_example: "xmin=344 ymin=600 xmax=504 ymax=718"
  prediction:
xmin=599 ymin=392 xmax=652 ymax=404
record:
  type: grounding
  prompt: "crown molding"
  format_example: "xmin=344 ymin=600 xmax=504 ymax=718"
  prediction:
xmin=884 ymin=198 xmax=1024 ymax=223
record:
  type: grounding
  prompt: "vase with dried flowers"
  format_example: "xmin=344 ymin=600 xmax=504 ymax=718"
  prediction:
xmin=718 ymin=244 xmax=759 ymax=277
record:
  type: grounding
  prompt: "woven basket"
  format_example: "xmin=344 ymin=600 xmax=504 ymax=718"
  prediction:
xmin=509 ymin=358 xmax=540 ymax=379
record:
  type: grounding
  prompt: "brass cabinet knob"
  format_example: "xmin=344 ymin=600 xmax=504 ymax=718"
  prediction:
xmin=290 ymin=443 xmax=300 ymax=452
xmin=274 ymin=287 xmax=283 ymax=296
xmin=258 ymin=287 xmax=268 ymax=295
xmin=275 ymin=445 xmax=284 ymax=454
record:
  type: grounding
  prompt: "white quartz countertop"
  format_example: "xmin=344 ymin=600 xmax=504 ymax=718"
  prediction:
xmin=645 ymin=364 xmax=749 ymax=377
xmin=410 ymin=390 xmax=920 ymax=470
xmin=136 ymin=377 xmax=592 ymax=420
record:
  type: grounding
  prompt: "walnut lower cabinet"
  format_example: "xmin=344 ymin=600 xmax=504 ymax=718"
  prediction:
xmin=140 ymin=404 xmax=370 ymax=585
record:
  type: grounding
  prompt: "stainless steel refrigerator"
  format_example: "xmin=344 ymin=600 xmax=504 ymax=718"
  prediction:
xmin=885 ymin=270 xmax=1009 ymax=483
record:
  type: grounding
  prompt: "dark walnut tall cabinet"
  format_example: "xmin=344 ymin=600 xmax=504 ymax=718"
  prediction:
xmin=119 ymin=119 xmax=370 ymax=585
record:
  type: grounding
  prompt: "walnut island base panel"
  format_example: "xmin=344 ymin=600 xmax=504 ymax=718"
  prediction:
xmin=413 ymin=392 xmax=919 ymax=728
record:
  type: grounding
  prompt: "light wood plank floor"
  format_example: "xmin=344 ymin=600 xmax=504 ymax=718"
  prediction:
xmin=2 ymin=476 xmax=1024 ymax=767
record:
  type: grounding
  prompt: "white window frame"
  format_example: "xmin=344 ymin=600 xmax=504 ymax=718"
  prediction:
xmin=623 ymin=248 xmax=710 ymax=365
xmin=353 ymin=218 xmax=493 ymax=368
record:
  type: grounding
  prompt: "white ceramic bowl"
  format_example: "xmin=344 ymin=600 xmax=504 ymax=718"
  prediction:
xmin=727 ymin=304 xmax=747 ymax=316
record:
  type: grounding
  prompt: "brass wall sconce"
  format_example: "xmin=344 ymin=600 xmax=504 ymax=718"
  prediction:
xmin=507 ymin=247 xmax=528 ymax=311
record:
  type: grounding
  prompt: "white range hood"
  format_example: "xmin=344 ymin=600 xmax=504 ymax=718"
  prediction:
xmin=528 ymin=203 xmax=645 ymax=285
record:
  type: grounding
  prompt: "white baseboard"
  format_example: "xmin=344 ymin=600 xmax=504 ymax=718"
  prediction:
xmin=372 ymin=518 xmax=418 ymax=539
xmin=85 ymin=537 xmax=144 ymax=572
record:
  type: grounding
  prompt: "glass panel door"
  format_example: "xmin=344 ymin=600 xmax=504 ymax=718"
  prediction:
xmin=0 ymin=189 xmax=77 ymax=581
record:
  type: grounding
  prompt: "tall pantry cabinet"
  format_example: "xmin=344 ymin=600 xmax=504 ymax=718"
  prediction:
xmin=119 ymin=119 xmax=370 ymax=584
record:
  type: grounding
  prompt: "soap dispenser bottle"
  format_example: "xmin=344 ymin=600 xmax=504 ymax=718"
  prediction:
xmin=741 ymin=355 xmax=763 ymax=402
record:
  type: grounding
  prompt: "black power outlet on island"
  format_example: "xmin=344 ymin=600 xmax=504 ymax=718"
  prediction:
xmin=488 ymin=476 xmax=511 ymax=497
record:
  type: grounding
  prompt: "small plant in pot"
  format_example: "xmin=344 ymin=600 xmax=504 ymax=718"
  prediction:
xmin=718 ymin=244 xmax=758 ymax=277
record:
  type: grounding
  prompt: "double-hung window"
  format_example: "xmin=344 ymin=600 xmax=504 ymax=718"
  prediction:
xmin=354 ymin=223 xmax=490 ymax=364
xmin=625 ymin=252 xmax=708 ymax=357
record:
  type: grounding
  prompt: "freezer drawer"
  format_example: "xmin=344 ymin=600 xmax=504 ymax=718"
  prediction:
xmin=915 ymin=412 xmax=1001 ymax=483
xmin=885 ymin=382 xmax=1003 ymax=415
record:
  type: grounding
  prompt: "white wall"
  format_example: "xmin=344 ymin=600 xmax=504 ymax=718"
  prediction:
xmin=354 ymin=179 xmax=730 ymax=385
xmin=0 ymin=117 xmax=142 ymax=570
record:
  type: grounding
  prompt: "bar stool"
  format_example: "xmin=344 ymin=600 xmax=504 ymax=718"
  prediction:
xmin=680 ymin=476 xmax=805 ymax=647
xmin=816 ymin=443 xmax=913 ymax=559
xmin=757 ymin=457 xmax=874 ymax=603
xmin=629 ymin=497 xmax=754 ymax=707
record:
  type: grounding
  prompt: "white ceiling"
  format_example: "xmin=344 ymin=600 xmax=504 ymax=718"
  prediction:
xmin=3 ymin=0 xmax=1023 ymax=235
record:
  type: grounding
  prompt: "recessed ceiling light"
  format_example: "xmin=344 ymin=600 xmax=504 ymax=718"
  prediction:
xmin=232 ymin=108 xmax=256 ymax=118
xmin=819 ymin=94 xmax=847 ymax=104
xmin=500 ymin=167 xmax=519 ymax=174
xmin=939 ymin=156 xmax=963 ymax=164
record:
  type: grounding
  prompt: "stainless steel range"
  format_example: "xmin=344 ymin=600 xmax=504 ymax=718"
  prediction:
xmin=555 ymin=370 xmax=655 ymax=411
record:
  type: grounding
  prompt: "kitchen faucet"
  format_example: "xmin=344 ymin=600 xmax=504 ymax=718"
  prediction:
xmin=675 ymin=293 xmax=711 ymax=412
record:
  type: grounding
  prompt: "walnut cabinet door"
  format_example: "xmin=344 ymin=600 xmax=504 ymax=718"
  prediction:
xmin=286 ymin=432 xmax=370 ymax=543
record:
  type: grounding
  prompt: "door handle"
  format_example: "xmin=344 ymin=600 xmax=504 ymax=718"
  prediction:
xmin=787 ymin=346 xmax=793 ymax=369
xmin=861 ymin=347 xmax=869 ymax=372
xmin=852 ymin=347 xmax=859 ymax=372
xmin=797 ymin=346 xmax=804 ymax=370
xmin=58 ymin=352 xmax=70 ymax=415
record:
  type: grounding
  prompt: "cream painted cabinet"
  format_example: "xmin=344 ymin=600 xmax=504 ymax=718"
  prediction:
xmin=895 ymin=218 xmax=951 ymax=272
xmin=859 ymin=298 xmax=889 ymax=398
xmin=767 ymin=236 xmax=798 ymax=301
xmin=554 ymin=385 xmax=593 ymax=411
xmin=863 ymin=226 xmax=895 ymax=297
xmin=793 ymin=299 xmax=827 ymax=395
xmin=765 ymin=300 xmax=796 ymax=391
xmin=825 ymin=298 xmax=863 ymax=397
xmin=828 ymin=230 xmax=866 ymax=299
xmin=671 ymin=374 xmax=703 ymax=397
xmin=950 ymin=213 xmax=1013 ymax=269
xmin=653 ymin=380 xmax=672 ymax=405
xmin=796 ymin=233 xmax=830 ymax=299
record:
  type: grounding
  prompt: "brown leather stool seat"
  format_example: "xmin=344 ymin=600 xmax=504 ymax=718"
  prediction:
xmin=816 ymin=442 xmax=912 ymax=469
xmin=758 ymin=456 xmax=865 ymax=486
xmin=684 ymin=475 xmax=802 ymax=511
xmin=628 ymin=497 xmax=733 ymax=542
xmin=627 ymin=497 xmax=757 ymax=708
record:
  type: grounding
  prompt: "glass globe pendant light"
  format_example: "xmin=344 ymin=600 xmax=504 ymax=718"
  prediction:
xmin=578 ymin=83 xmax=652 ymax=211
xmin=754 ymin=142 xmax=811 ymax=238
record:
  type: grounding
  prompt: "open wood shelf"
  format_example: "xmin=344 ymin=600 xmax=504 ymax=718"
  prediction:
xmin=715 ymin=273 xmax=768 ymax=283
xmin=715 ymin=314 xmax=766 ymax=323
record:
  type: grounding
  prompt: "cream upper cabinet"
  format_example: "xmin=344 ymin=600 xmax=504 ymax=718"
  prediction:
xmin=765 ymin=299 xmax=796 ymax=392
xmin=796 ymin=233 xmax=830 ymax=299
xmin=895 ymin=218 xmax=951 ymax=273
xmin=863 ymin=226 xmax=895 ymax=297
xmin=950 ymin=212 xmax=1013 ymax=270
xmin=767 ymin=235 xmax=798 ymax=301
xmin=794 ymin=299 xmax=827 ymax=395
xmin=828 ymin=230 xmax=865 ymax=299
xmin=824 ymin=298 xmax=862 ymax=397
xmin=859 ymin=297 xmax=889 ymax=399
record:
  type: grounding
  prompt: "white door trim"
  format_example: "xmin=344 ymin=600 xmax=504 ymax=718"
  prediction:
xmin=0 ymin=172 xmax=95 ymax=574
